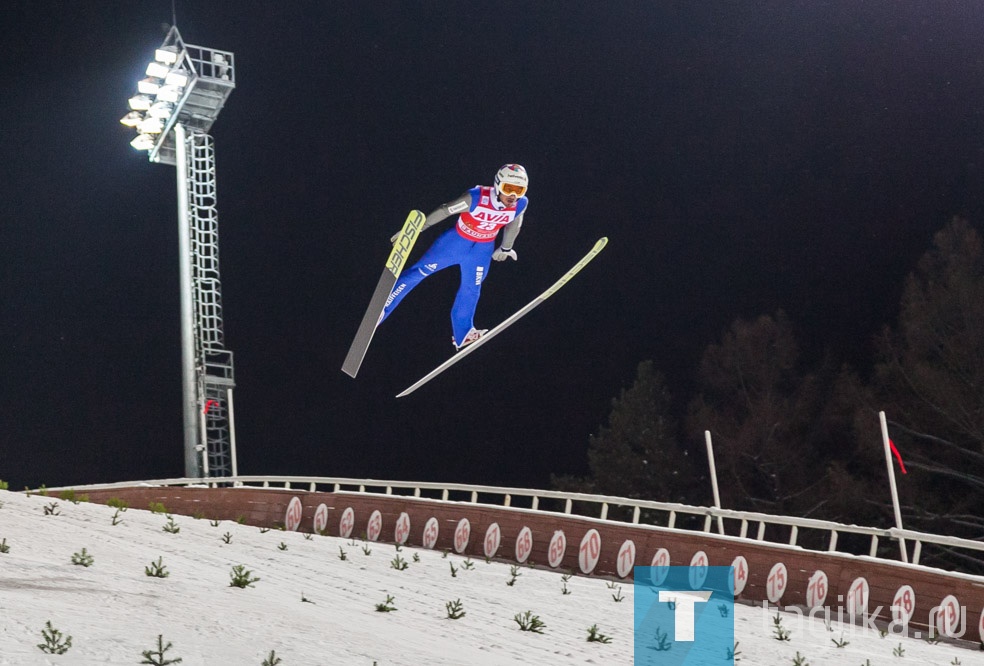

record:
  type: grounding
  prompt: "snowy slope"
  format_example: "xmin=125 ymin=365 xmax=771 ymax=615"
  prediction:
xmin=0 ymin=489 xmax=977 ymax=665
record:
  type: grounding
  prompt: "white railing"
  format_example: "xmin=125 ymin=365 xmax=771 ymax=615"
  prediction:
xmin=37 ymin=475 xmax=984 ymax=575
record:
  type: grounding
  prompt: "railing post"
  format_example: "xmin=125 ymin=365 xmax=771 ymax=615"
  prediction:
xmin=829 ymin=530 xmax=838 ymax=552
xmin=632 ymin=506 xmax=640 ymax=524
xmin=564 ymin=498 xmax=572 ymax=514
xmin=789 ymin=525 xmax=798 ymax=546
xmin=600 ymin=503 xmax=609 ymax=520
xmin=869 ymin=535 xmax=879 ymax=557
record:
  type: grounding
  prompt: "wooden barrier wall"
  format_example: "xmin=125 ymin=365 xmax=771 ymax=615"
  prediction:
xmin=70 ymin=485 xmax=984 ymax=645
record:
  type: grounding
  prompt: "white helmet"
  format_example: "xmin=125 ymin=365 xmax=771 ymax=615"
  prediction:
xmin=494 ymin=164 xmax=528 ymax=197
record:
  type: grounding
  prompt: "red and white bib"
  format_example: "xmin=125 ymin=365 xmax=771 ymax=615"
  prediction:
xmin=456 ymin=186 xmax=522 ymax=242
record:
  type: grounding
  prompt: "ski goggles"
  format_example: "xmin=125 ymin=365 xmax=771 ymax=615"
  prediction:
xmin=498 ymin=182 xmax=527 ymax=196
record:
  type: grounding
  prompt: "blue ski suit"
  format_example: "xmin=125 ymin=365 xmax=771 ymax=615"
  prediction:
xmin=380 ymin=185 xmax=527 ymax=346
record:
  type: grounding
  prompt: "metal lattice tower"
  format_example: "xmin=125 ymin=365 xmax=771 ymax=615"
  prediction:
xmin=186 ymin=131 xmax=236 ymax=477
xmin=122 ymin=27 xmax=237 ymax=478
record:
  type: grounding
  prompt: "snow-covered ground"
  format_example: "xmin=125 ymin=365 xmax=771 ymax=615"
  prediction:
xmin=0 ymin=488 xmax=977 ymax=665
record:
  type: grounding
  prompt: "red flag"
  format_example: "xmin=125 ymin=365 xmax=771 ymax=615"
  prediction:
xmin=888 ymin=439 xmax=907 ymax=474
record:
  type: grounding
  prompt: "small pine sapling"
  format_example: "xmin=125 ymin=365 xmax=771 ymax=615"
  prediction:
xmin=278 ymin=542 xmax=288 ymax=551
xmin=893 ymin=643 xmax=905 ymax=657
xmin=449 ymin=562 xmax=458 ymax=578
xmin=106 ymin=497 xmax=128 ymax=510
xmin=611 ymin=585 xmax=624 ymax=602
xmin=727 ymin=641 xmax=741 ymax=661
xmin=362 ymin=543 xmax=372 ymax=556
xmin=791 ymin=652 xmax=810 ymax=666
xmin=772 ymin=613 xmax=791 ymax=641
xmin=37 ymin=621 xmax=72 ymax=654
xmin=445 ymin=599 xmax=465 ymax=619
xmin=71 ymin=548 xmax=94 ymax=567
xmin=210 ymin=519 xmax=220 ymax=527
xmin=831 ymin=634 xmax=849 ymax=648
xmin=229 ymin=564 xmax=260 ymax=588
xmin=513 ymin=610 xmax=546 ymax=634
xmin=338 ymin=546 xmax=348 ymax=561
xmin=140 ymin=634 xmax=183 ymax=664
xmin=0 ymin=538 xmax=9 ymax=554
xmin=43 ymin=501 xmax=60 ymax=516
xmin=162 ymin=516 xmax=180 ymax=534
xmin=461 ymin=558 xmax=475 ymax=570
xmin=148 ymin=502 xmax=167 ymax=514
xmin=586 ymin=624 xmax=612 ymax=643
xmin=145 ymin=557 xmax=170 ymax=578
xmin=651 ymin=626 xmax=672 ymax=651
xmin=412 ymin=553 xmax=420 ymax=563
xmin=375 ymin=594 xmax=397 ymax=612
xmin=506 ymin=565 xmax=521 ymax=587
xmin=111 ymin=509 xmax=125 ymax=526
xmin=391 ymin=554 xmax=408 ymax=570
xmin=222 ymin=532 xmax=233 ymax=544
xmin=262 ymin=651 xmax=283 ymax=666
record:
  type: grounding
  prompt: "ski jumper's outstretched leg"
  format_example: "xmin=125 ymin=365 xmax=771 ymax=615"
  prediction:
xmin=380 ymin=227 xmax=458 ymax=324
xmin=450 ymin=242 xmax=494 ymax=345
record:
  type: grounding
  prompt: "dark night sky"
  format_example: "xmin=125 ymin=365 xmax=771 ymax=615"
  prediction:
xmin=2 ymin=2 xmax=983 ymax=491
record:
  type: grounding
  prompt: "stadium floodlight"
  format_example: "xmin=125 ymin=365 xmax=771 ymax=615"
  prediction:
xmin=155 ymin=46 xmax=179 ymax=64
xmin=146 ymin=61 xmax=170 ymax=79
xmin=120 ymin=111 xmax=142 ymax=127
xmin=137 ymin=77 xmax=162 ymax=95
xmin=147 ymin=101 xmax=173 ymax=120
xmin=137 ymin=116 xmax=164 ymax=134
xmin=128 ymin=94 xmax=152 ymax=111
xmin=156 ymin=86 xmax=181 ymax=103
xmin=130 ymin=133 xmax=155 ymax=150
xmin=121 ymin=25 xmax=237 ymax=479
xmin=164 ymin=70 xmax=189 ymax=88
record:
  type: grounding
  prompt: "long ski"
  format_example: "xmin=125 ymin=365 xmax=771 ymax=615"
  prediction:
xmin=342 ymin=210 xmax=427 ymax=378
xmin=396 ymin=236 xmax=609 ymax=397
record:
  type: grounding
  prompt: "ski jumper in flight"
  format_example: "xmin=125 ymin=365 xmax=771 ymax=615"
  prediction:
xmin=379 ymin=164 xmax=529 ymax=349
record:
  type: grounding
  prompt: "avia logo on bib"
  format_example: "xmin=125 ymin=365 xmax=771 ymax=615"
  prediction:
xmin=471 ymin=211 xmax=512 ymax=223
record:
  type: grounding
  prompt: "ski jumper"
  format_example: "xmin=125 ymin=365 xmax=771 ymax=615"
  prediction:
xmin=380 ymin=186 xmax=528 ymax=346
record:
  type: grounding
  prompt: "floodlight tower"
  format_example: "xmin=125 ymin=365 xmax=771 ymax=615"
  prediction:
xmin=121 ymin=26 xmax=237 ymax=479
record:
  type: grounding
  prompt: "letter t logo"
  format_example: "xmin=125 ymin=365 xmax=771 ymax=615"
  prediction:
xmin=658 ymin=590 xmax=713 ymax=641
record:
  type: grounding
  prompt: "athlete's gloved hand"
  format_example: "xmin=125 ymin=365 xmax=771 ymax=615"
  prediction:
xmin=493 ymin=247 xmax=518 ymax=262
xmin=390 ymin=230 xmax=400 ymax=243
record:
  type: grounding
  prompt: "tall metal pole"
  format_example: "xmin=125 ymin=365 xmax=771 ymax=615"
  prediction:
xmin=704 ymin=430 xmax=726 ymax=535
xmin=174 ymin=123 xmax=201 ymax=478
xmin=879 ymin=411 xmax=908 ymax=563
